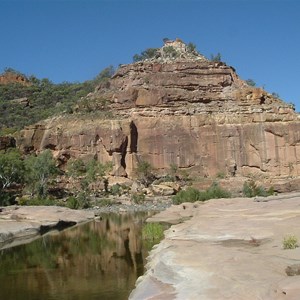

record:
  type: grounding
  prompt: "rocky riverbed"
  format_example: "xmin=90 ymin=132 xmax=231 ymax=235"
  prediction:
xmin=130 ymin=193 xmax=300 ymax=300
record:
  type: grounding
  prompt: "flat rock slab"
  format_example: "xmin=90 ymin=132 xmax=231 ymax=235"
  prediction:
xmin=130 ymin=194 xmax=300 ymax=299
xmin=0 ymin=206 xmax=94 ymax=249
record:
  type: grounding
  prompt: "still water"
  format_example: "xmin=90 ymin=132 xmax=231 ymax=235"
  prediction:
xmin=0 ymin=212 xmax=156 ymax=300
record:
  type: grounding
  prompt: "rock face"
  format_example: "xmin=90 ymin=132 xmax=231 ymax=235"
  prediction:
xmin=129 ymin=194 xmax=300 ymax=299
xmin=16 ymin=39 xmax=300 ymax=187
xmin=0 ymin=71 xmax=30 ymax=86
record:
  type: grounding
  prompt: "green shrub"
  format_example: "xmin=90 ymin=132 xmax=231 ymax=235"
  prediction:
xmin=77 ymin=191 xmax=91 ymax=208
xmin=243 ymin=180 xmax=274 ymax=198
xmin=172 ymin=183 xmax=231 ymax=205
xmin=210 ymin=53 xmax=222 ymax=62
xmin=136 ymin=160 xmax=154 ymax=186
xmin=66 ymin=158 xmax=86 ymax=177
xmin=206 ymin=182 xmax=231 ymax=199
xmin=142 ymin=222 xmax=164 ymax=241
xmin=25 ymin=197 xmax=54 ymax=206
xmin=97 ymin=198 xmax=113 ymax=207
xmin=172 ymin=187 xmax=201 ymax=204
xmin=245 ymin=79 xmax=256 ymax=87
xmin=163 ymin=46 xmax=178 ymax=58
xmin=131 ymin=192 xmax=146 ymax=204
xmin=65 ymin=192 xmax=91 ymax=209
xmin=187 ymin=42 xmax=196 ymax=53
xmin=133 ymin=48 xmax=158 ymax=62
xmin=283 ymin=235 xmax=298 ymax=249
xmin=24 ymin=150 xmax=58 ymax=198
xmin=110 ymin=184 xmax=121 ymax=196
xmin=66 ymin=196 xmax=80 ymax=209
xmin=216 ymin=171 xmax=226 ymax=179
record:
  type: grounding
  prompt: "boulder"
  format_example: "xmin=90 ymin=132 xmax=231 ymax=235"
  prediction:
xmin=152 ymin=184 xmax=175 ymax=196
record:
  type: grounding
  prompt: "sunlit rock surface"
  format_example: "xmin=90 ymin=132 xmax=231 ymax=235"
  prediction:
xmin=16 ymin=40 xmax=300 ymax=191
xmin=130 ymin=194 xmax=300 ymax=299
xmin=0 ymin=206 xmax=94 ymax=249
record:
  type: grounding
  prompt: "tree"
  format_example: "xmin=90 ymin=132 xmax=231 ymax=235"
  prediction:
xmin=210 ymin=52 xmax=222 ymax=62
xmin=163 ymin=46 xmax=178 ymax=58
xmin=24 ymin=150 xmax=58 ymax=198
xmin=133 ymin=48 xmax=159 ymax=62
xmin=86 ymin=159 xmax=107 ymax=182
xmin=187 ymin=42 xmax=196 ymax=53
xmin=169 ymin=163 xmax=178 ymax=180
xmin=0 ymin=149 xmax=24 ymax=189
xmin=271 ymin=92 xmax=280 ymax=99
xmin=93 ymin=66 xmax=115 ymax=84
xmin=66 ymin=158 xmax=86 ymax=177
xmin=136 ymin=160 xmax=154 ymax=186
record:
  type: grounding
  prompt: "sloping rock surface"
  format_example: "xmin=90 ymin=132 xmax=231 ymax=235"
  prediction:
xmin=0 ymin=206 xmax=94 ymax=249
xmin=130 ymin=194 xmax=300 ymax=299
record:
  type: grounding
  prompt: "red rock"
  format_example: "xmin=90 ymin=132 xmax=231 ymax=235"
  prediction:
xmin=15 ymin=40 xmax=300 ymax=188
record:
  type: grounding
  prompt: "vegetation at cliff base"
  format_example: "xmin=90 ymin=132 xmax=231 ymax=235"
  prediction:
xmin=0 ymin=149 xmax=59 ymax=205
xmin=242 ymin=180 xmax=274 ymax=198
xmin=24 ymin=149 xmax=58 ymax=198
xmin=172 ymin=183 xmax=231 ymax=205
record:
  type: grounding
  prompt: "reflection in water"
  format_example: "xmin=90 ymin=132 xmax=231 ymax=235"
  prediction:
xmin=0 ymin=212 xmax=155 ymax=300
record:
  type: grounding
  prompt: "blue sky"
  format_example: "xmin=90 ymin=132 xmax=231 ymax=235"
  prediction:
xmin=1 ymin=0 xmax=300 ymax=110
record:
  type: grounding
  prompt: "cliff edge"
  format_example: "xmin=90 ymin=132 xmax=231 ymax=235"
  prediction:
xmin=17 ymin=39 xmax=300 ymax=190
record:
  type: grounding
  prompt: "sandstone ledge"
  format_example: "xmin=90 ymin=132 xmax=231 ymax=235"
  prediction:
xmin=130 ymin=194 xmax=300 ymax=299
xmin=0 ymin=206 xmax=95 ymax=250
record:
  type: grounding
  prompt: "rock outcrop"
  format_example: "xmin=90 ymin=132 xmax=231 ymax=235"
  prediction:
xmin=129 ymin=194 xmax=300 ymax=299
xmin=0 ymin=206 xmax=94 ymax=250
xmin=16 ymin=39 xmax=300 ymax=189
xmin=0 ymin=71 xmax=30 ymax=86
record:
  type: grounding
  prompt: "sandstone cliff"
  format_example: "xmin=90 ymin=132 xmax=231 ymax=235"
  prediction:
xmin=16 ymin=39 xmax=300 ymax=189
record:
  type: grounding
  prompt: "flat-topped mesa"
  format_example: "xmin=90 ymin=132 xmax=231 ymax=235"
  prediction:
xmin=83 ymin=39 xmax=296 ymax=122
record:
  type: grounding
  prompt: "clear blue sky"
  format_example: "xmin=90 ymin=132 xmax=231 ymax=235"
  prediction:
xmin=1 ymin=0 xmax=300 ymax=110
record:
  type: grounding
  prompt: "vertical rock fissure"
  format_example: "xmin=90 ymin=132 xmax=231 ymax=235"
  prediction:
xmin=120 ymin=137 xmax=128 ymax=169
xmin=130 ymin=121 xmax=138 ymax=153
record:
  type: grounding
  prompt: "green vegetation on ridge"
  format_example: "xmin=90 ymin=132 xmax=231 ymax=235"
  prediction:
xmin=0 ymin=66 xmax=114 ymax=134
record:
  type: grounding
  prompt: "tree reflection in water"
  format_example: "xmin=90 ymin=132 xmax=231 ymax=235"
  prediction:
xmin=0 ymin=211 xmax=157 ymax=300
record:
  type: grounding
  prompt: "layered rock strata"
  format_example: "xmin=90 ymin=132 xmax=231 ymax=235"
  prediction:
xmin=17 ymin=40 xmax=300 ymax=184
